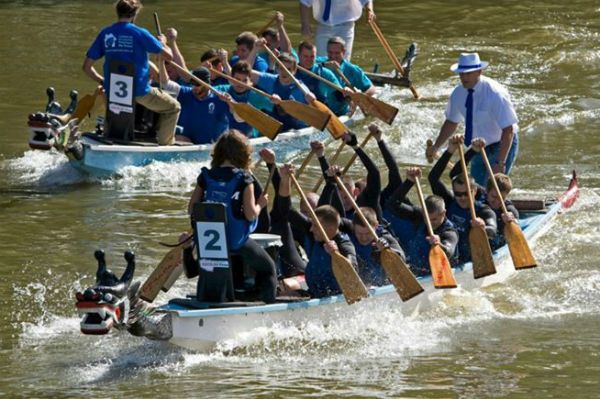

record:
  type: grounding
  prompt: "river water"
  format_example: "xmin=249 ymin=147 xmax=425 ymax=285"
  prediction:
xmin=1 ymin=0 xmax=599 ymax=398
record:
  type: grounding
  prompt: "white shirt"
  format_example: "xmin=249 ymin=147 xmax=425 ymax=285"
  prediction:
xmin=445 ymin=75 xmax=518 ymax=144
xmin=300 ymin=0 xmax=370 ymax=26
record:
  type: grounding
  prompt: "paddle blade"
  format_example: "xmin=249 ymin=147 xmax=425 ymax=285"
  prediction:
xmin=429 ymin=245 xmax=457 ymax=288
xmin=161 ymin=263 xmax=184 ymax=292
xmin=70 ymin=94 xmax=96 ymax=122
xmin=139 ymin=247 xmax=183 ymax=302
xmin=310 ymin=100 xmax=348 ymax=139
xmin=353 ymin=93 xmax=399 ymax=125
xmin=469 ymin=225 xmax=497 ymax=279
xmin=280 ymin=100 xmax=331 ymax=131
xmin=380 ymin=248 xmax=424 ymax=301
xmin=504 ymin=221 xmax=537 ymax=269
xmin=232 ymin=102 xmax=282 ymax=140
xmin=331 ymin=251 xmax=369 ymax=304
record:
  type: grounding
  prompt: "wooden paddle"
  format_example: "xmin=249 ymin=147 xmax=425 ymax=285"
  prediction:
xmin=480 ymin=148 xmax=537 ymax=269
xmin=167 ymin=62 xmax=282 ymax=139
xmin=312 ymin=140 xmax=345 ymax=192
xmin=368 ymin=19 xmax=420 ymax=99
xmin=334 ymin=175 xmax=423 ymax=301
xmin=295 ymin=148 xmax=315 ymax=179
xmin=262 ymin=45 xmax=348 ymax=139
xmin=208 ymin=67 xmax=330 ymax=132
xmin=414 ymin=177 xmax=458 ymax=288
xmin=289 ymin=174 xmax=368 ymax=304
xmin=297 ymin=65 xmax=398 ymax=125
xmin=256 ymin=14 xmax=277 ymax=36
xmin=139 ymin=245 xmax=183 ymax=302
xmin=457 ymin=145 xmax=497 ymax=278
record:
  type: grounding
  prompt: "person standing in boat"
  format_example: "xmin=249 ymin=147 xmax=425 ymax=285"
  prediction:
xmin=214 ymin=61 xmax=274 ymax=138
xmin=427 ymin=52 xmax=519 ymax=186
xmin=276 ymin=163 xmax=358 ymax=298
xmin=299 ymin=0 xmax=375 ymax=60
xmin=428 ymin=135 xmax=497 ymax=263
xmin=250 ymin=42 xmax=318 ymax=131
xmin=158 ymin=62 xmax=230 ymax=144
xmin=449 ymin=138 xmax=519 ymax=250
xmin=386 ymin=168 xmax=459 ymax=276
xmin=82 ymin=0 xmax=181 ymax=145
xmin=295 ymin=41 xmax=349 ymax=116
xmin=186 ymin=130 xmax=277 ymax=303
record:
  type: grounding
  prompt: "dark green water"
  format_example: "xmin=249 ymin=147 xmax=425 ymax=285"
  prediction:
xmin=1 ymin=1 xmax=599 ymax=397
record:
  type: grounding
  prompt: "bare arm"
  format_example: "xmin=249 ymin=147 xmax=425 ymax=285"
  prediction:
xmin=243 ymin=182 xmax=264 ymax=220
xmin=431 ymin=120 xmax=459 ymax=154
xmin=188 ymin=185 xmax=204 ymax=215
xmin=275 ymin=12 xmax=292 ymax=54
xmin=82 ymin=58 xmax=104 ymax=85
xmin=299 ymin=3 xmax=313 ymax=39
xmin=158 ymin=55 xmax=170 ymax=88
xmin=495 ymin=125 xmax=514 ymax=172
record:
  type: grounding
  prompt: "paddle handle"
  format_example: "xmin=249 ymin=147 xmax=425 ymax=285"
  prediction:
xmin=208 ymin=67 xmax=272 ymax=99
xmin=297 ymin=65 xmax=344 ymax=93
xmin=341 ymin=132 xmax=373 ymax=175
xmin=480 ymin=147 xmax=510 ymax=215
xmin=414 ymin=177 xmax=435 ymax=237
xmin=334 ymin=175 xmax=379 ymax=241
xmin=313 ymin=140 xmax=345 ymax=192
xmin=329 ymin=63 xmax=356 ymax=92
xmin=290 ymin=174 xmax=329 ymax=242
xmin=457 ymin=145 xmax=478 ymax=219
xmin=368 ymin=20 xmax=420 ymax=99
xmin=256 ymin=14 xmax=277 ymax=35
xmin=153 ymin=12 xmax=162 ymax=36
xmin=263 ymin=162 xmax=276 ymax=193
xmin=296 ymin=149 xmax=315 ymax=179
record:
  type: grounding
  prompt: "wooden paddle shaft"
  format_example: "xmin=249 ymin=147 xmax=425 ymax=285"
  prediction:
xmin=168 ymin=61 xmax=220 ymax=93
xmin=341 ymin=132 xmax=373 ymax=175
xmin=209 ymin=67 xmax=272 ymax=99
xmin=264 ymin=162 xmax=276 ymax=193
xmin=334 ymin=175 xmax=378 ymax=240
xmin=296 ymin=149 xmax=315 ymax=178
xmin=414 ymin=177 xmax=435 ymax=237
xmin=262 ymin=45 xmax=308 ymax=95
xmin=479 ymin=148 xmax=510 ymax=215
xmin=297 ymin=65 xmax=343 ymax=92
xmin=153 ymin=12 xmax=162 ymax=36
xmin=290 ymin=174 xmax=330 ymax=242
xmin=457 ymin=145 xmax=478 ymax=220
xmin=256 ymin=14 xmax=277 ymax=35
xmin=329 ymin=63 xmax=357 ymax=91
xmin=368 ymin=20 xmax=419 ymax=99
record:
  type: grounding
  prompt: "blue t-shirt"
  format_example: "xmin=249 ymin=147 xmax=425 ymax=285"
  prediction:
xmin=316 ymin=57 xmax=373 ymax=93
xmin=230 ymin=55 xmax=269 ymax=72
xmin=176 ymin=88 xmax=229 ymax=144
xmin=296 ymin=64 xmax=349 ymax=116
xmin=213 ymin=84 xmax=273 ymax=137
xmin=256 ymin=72 xmax=310 ymax=131
xmin=86 ymin=22 xmax=162 ymax=97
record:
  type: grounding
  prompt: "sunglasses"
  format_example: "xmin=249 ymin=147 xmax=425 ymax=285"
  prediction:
xmin=453 ymin=190 xmax=469 ymax=198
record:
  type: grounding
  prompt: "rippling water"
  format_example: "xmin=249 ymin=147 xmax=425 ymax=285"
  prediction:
xmin=1 ymin=0 xmax=599 ymax=397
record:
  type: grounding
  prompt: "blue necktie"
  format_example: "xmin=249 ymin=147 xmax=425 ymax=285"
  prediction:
xmin=465 ymin=88 xmax=474 ymax=146
xmin=323 ymin=0 xmax=332 ymax=22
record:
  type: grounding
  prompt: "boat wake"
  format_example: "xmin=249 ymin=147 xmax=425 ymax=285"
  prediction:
xmin=4 ymin=150 xmax=87 ymax=187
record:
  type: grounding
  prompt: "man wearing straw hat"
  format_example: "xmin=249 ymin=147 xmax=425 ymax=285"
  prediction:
xmin=427 ymin=52 xmax=519 ymax=186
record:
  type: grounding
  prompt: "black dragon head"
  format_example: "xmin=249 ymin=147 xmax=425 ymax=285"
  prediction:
xmin=75 ymin=250 xmax=136 ymax=335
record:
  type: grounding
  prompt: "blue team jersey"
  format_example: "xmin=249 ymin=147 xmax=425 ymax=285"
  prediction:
xmin=86 ymin=22 xmax=162 ymax=97
xmin=176 ymin=88 xmax=229 ymax=144
xmin=316 ymin=57 xmax=373 ymax=93
xmin=213 ymin=84 xmax=273 ymax=137
xmin=296 ymin=64 xmax=349 ymax=116
xmin=229 ymin=55 xmax=269 ymax=72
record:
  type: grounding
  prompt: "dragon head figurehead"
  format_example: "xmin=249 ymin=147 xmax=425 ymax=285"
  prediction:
xmin=75 ymin=250 xmax=136 ymax=335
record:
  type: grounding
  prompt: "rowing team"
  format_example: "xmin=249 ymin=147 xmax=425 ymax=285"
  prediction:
xmin=178 ymin=124 xmax=518 ymax=303
xmin=83 ymin=2 xmax=377 ymax=146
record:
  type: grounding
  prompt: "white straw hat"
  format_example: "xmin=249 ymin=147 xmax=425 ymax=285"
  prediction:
xmin=450 ymin=52 xmax=489 ymax=73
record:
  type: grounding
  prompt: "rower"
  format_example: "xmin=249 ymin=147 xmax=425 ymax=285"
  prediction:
xmin=296 ymin=41 xmax=349 ymax=116
xmin=258 ymin=11 xmax=297 ymax=72
xmin=250 ymin=41 xmax=318 ymax=131
xmin=428 ymin=134 xmax=498 ymax=263
xmin=229 ymin=31 xmax=269 ymax=72
xmin=200 ymin=48 xmax=231 ymax=86
xmin=386 ymin=168 xmax=459 ymax=276
xmin=320 ymin=36 xmax=376 ymax=97
xmin=449 ymin=138 xmax=519 ymax=250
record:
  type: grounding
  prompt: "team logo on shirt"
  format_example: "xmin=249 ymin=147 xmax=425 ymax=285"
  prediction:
xmin=104 ymin=33 xmax=117 ymax=49
xmin=208 ymin=102 xmax=215 ymax=114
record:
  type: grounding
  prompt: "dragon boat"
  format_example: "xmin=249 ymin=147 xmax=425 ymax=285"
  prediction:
xmin=75 ymin=172 xmax=579 ymax=352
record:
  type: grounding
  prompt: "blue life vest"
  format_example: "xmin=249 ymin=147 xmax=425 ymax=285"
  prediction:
xmin=305 ymin=234 xmax=352 ymax=297
xmin=404 ymin=219 xmax=457 ymax=277
xmin=351 ymin=226 xmax=387 ymax=286
xmin=202 ymin=167 xmax=257 ymax=250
